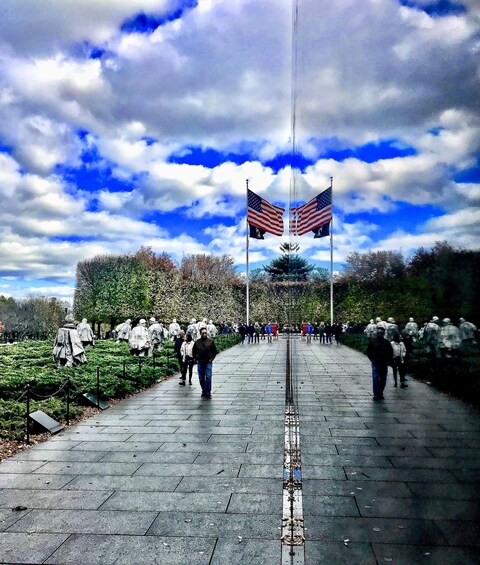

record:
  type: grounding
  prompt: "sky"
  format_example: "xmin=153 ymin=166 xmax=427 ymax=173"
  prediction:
xmin=0 ymin=0 xmax=479 ymax=302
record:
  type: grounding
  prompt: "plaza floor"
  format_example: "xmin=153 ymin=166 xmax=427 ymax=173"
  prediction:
xmin=1 ymin=337 xmax=479 ymax=564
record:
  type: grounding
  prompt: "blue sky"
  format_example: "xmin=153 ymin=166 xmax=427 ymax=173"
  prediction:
xmin=0 ymin=0 xmax=479 ymax=302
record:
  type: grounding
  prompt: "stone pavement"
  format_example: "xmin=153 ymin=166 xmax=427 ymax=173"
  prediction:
xmin=1 ymin=337 xmax=480 ymax=564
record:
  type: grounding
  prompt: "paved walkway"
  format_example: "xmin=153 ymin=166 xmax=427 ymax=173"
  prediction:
xmin=1 ymin=338 xmax=480 ymax=564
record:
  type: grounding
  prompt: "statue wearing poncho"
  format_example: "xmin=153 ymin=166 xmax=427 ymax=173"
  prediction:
xmin=53 ymin=314 xmax=87 ymax=367
xmin=129 ymin=319 xmax=151 ymax=357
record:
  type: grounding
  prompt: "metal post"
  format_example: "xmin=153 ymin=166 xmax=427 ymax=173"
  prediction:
xmin=330 ymin=176 xmax=334 ymax=326
xmin=25 ymin=384 xmax=30 ymax=445
xmin=66 ymin=377 xmax=70 ymax=426
xmin=246 ymin=178 xmax=250 ymax=326
xmin=96 ymin=366 xmax=100 ymax=409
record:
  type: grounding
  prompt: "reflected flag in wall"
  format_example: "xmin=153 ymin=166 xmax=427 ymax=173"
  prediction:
xmin=247 ymin=189 xmax=285 ymax=237
xmin=291 ymin=186 xmax=332 ymax=237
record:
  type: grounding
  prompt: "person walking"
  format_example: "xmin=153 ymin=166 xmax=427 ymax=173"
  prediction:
xmin=325 ymin=323 xmax=333 ymax=344
xmin=391 ymin=334 xmax=408 ymax=388
xmin=247 ymin=323 xmax=255 ymax=344
xmin=193 ymin=327 xmax=218 ymax=399
xmin=174 ymin=330 xmax=185 ymax=373
xmin=238 ymin=323 xmax=247 ymax=345
xmin=180 ymin=334 xmax=195 ymax=386
xmin=265 ymin=322 xmax=273 ymax=343
xmin=272 ymin=322 xmax=278 ymax=340
xmin=333 ymin=322 xmax=343 ymax=345
xmin=367 ymin=326 xmax=393 ymax=401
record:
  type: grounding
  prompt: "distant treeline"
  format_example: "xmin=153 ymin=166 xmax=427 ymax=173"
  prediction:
xmin=72 ymin=242 xmax=480 ymax=332
xmin=2 ymin=243 xmax=477 ymax=340
xmin=0 ymin=295 xmax=65 ymax=341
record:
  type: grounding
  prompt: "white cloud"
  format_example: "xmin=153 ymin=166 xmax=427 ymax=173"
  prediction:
xmin=0 ymin=1 xmax=177 ymax=55
xmin=426 ymin=207 xmax=480 ymax=230
xmin=0 ymin=0 xmax=479 ymax=298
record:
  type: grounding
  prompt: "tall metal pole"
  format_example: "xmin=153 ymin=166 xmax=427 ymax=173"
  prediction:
xmin=246 ymin=179 xmax=250 ymax=326
xmin=330 ymin=176 xmax=334 ymax=326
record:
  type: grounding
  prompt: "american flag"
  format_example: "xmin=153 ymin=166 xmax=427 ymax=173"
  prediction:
xmin=247 ymin=189 xmax=285 ymax=236
xmin=291 ymin=186 xmax=332 ymax=237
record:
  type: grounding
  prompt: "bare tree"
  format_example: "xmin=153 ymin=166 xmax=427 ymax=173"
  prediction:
xmin=179 ymin=254 xmax=241 ymax=285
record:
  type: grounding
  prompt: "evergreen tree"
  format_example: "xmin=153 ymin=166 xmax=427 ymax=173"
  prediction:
xmin=264 ymin=242 xmax=316 ymax=282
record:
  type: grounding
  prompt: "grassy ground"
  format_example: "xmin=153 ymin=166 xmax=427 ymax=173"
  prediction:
xmin=0 ymin=334 xmax=240 ymax=456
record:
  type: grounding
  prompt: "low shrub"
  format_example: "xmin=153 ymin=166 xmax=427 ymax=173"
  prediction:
xmin=0 ymin=336 xmax=239 ymax=440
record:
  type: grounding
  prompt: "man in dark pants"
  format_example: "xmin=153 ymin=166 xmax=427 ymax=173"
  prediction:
xmin=193 ymin=327 xmax=218 ymax=399
xmin=367 ymin=326 xmax=393 ymax=401
xmin=174 ymin=330 xmax=185 ymax=375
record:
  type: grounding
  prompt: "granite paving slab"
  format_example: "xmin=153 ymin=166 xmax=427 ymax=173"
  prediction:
xmin=1 ymin=337 xmax=479 ymax=564
xmin=0 ymin=532 xmax=70 ymax=564
xmin=7 ymin=508 xmax=158 ymax=535
xmin=0 ymin=488 xmax=113 ymax=510
xmin=44 ymin=534 xmax=216 ymax=565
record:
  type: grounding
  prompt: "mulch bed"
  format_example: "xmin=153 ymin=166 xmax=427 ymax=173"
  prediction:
xmin=0 ymin=406 xmax=101 ymax=463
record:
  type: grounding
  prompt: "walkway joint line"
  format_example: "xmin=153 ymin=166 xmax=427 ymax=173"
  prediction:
xmin=281 ymin=336 xmax=305 ymax=564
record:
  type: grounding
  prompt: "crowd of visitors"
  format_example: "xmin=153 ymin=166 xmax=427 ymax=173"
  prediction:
xmin=53 ymin=311 xmax=477 ymax=402
xmin=361 ymin=315 xmax=477 ymax=401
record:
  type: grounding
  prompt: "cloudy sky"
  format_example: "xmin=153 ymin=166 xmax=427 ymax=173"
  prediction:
xmin=0 ymin=0 xmax=479 ymax=301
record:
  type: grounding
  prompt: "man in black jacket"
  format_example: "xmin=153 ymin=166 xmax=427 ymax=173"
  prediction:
xmin=193 ymin=327 xmax=218 ymax=399
xmin=174 ymin=330 xmax=185 ymax=374
xmin=366 ymin=326 xmax=393 ymax=401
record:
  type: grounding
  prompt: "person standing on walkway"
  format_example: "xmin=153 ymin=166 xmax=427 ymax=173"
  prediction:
xmin=180 ymin=333 xmax=195 ymax=386
xmin=272 ymin=322 xmax=278 ymax=340
xmin=391 ymin=334 xmax=408 ymax=388
xmin=265 ymin=322 xmax=273 ymax=343
xmin=247 ymin=322 xmax=255 ymax=344
xmin=254 ymin=322 xmax=261 ymax=343
xmin=332 ymin=322 xmax=343 ymax=345
xmin=367 ymin=326 xmax=393 ymax=401
xmin=193 ymin=327 xmax=218 ymax=399
xmin=174 ymin=330 xmax=185 ymax=372
xmin=306 ymin=322 xmax=313 ymax=343
xmin=238 ymin=322 xmax=247 ymax=345
xmin=318 ymin=321 xmax=326 ymax=343
xmin=325 ymin=323 xmax=333 ymax=344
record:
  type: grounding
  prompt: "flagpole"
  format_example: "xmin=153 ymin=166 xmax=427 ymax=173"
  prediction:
xmin=246 ymin=179 xmax=250 ymax=326
xmin=330 ymin=176 xmax=334 ymax=326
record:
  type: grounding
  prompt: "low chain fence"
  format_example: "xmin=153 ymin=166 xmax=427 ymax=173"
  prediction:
xmin=0 ymin=333 xmax=241 ymax=443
